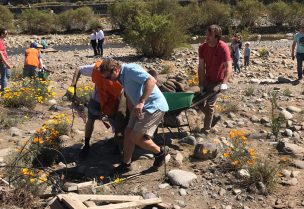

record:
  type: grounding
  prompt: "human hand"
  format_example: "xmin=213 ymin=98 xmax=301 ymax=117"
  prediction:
xmin=220 ymin=83 xmax=228 ymax=91
xmin=134 ymin=102 xmax=144 ymax=118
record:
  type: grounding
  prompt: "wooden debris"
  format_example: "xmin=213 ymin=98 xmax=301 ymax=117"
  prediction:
xmin=51 ymin=193 xmax=162 ymax=209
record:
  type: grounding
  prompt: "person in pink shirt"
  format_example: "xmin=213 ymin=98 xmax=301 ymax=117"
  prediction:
xmin=0 ymin=27 xmax=13 ymax=91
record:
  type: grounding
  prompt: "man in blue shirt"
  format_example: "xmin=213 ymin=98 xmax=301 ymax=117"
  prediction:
xmin=100 ymin=58 xmax=169 ymax=173
xmin=292 ymin=22 xmax=304 ymax=80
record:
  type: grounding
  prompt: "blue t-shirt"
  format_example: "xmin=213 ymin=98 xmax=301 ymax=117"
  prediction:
xmin=119 ymin=63 xmax=169 ymax=113
xmin=294 ymin=32 xmax=304 ymax=53
xmin=244 ymin=48 xmax=250 ymax=57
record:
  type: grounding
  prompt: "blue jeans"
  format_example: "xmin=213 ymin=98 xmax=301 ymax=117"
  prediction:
xmin=0 ymin=63 xmax=8 ymax=91
xmin=244 ymin=56 xmax=250 ymax=66
xmin=97 ymin=39 xmax=104 ymax=57
xmin=233 ymin=57 xmax=241 ymax=73
xmin=296 ymin=53 xmax=304 ymax=79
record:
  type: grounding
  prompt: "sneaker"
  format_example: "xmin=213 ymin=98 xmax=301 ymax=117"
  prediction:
xmin=211 ymin=115 xmax=221 ymax=127
xmin=113 ymin=163 xmax=133 ymax=174
xmin=79 ymin=145 xmax=90 ymax=160
xmin=153 ymin=146 xmax=170 ymax=169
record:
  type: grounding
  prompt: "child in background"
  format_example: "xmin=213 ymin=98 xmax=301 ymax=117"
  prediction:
xmin=41 ymin=37 xmax=48 ymax=49
xmin=244 ymin=42 xmax=251 ymax=67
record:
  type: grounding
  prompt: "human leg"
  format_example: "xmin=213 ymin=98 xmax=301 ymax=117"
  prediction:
xmin=0 ymin=63 xmax=7 ymax=91
xmin=296 ymin=53 xmax=304 ymax=80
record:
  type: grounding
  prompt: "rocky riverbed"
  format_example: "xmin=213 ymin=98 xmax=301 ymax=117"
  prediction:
xmin=0 ymin=34 xmax=304 ymax=209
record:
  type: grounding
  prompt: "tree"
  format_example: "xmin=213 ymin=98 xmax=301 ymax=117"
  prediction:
xmin=0 ymin=5 xmax=14 ymax=31
xmin=267 ymin=1 xmax=290 ymax=26
xmin=236 ymin=0 xmax=265 ymax=27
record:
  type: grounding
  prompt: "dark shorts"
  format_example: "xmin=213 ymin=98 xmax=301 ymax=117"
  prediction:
xmin=87 ymin=98 xmax=102 ymax=120
xmin=23 ymin=65 xmax=39 ymax=78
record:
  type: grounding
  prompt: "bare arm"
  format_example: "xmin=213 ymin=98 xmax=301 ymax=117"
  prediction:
xmin=0 ymin=51 xmax=11 ymax=69
xmin=139 ymin=76 xmax=157 ymax=104
xmin=198 ymin=58 xmax=206 ymax=87
xmin=291 ymin=41 xmax=296 ymax=58
xmin=222 ymin=60 xmax=233 ymax=84
xmin=134 ymin=76 xmax=156 ymax=116
xmin=71 ymin=68 xmax=81 ymax=87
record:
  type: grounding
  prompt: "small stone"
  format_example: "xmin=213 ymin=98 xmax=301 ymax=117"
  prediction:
xmin=225 ymin=206 xmax=232 ymax=209
xmin=288 ymin=200 xmax=296 ymax=208
xmin=143 ymin=192 xmax=157 ymax=199
xmin=281 ymin=177 xmax=298 ymax=186
xmin=243 ymin=206 xmax=250 ymax=209
xmin=233 ymin=189 xmax=242 ymax=195
xmin=179 ymin=188 xmax=187 ymax=196
xmin=193 ymin=142 xmax=218 ymax=160
xmin=286 ymin=106 xmax=302 ymax=113
xmin=180 ymin=136 xmax=196 ymax=146
xmin=281 ymin=169 xmax=291 ymax=177
xmin=168 ymin=169 xmax=197 ymax=188
xmin=285 ymin=129 xmax=293 ymax=137
xmin=174 ymin=151 xmax=184 ymax=167
xmin=176 ymin=200 xmax=186 ymax=207
xmin=250 ymin=115 xmax=259 ymax=123
xmin=63 ymin=182 xmax=78 ymax=192
xmin=59 ymin=135 xmax=70 ymax=141
xmin=173 ymin=205 xmax=181 ymax=209
xmin=165 ymin=154 xmax=171 ymax=164
xmin=218 ymin=188 xmax=226 ymax=196
xmin=275 ymin=198 xmax=283 ymax=205
xmin=293 ymin=160 xmax=304 ymax=169
xmin=260 ymin=117 xmax=270 ymax=124
xmin=256 ymin=182 xmax=267 ymax=194
xmin=238 ymin=169 xmax=250 ymax=178
xmin=48 ymin=99 xmax=57 ymax=105
xmin=159 ymin=183 xmax=170 ymax=189
xmin=280 ymin=110 xmax=293 ymax=120
xmin=9 ymin=127 xmax=22 ymax=137
xmin=291 ymin=171 xmax=300 ymax=178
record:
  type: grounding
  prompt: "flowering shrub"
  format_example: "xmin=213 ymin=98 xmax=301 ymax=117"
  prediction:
xmin=223 ymin=129 xmax=256 ymax=169
xmin=0 ymin=78 xmax=56 ymax=108
xmin=75 ymin=85 xmax=94 ymax=105
xmin=187 ymin=70 xmax=198 ymax=87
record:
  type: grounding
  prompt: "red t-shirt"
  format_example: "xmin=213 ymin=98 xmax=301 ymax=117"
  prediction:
xmin=198 ymin=40 xmax=231 ymax=84
xmin=0 ymin=39 xmax=8 ymax=64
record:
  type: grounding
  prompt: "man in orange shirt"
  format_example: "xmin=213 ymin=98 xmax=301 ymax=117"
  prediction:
xmin=23 ymin=42 xmax=44 ymax=78
xmin=71 ymin=59 xmax=128 ymax=159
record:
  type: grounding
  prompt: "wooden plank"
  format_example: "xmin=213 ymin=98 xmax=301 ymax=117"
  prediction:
xmin=83 ymin=201 xmax=97 ymax=207
xmin=88 ymin=198 xmax=162 ymax=209
xmin=77 ymin=181 xmax=96 ymax=189
xmin=77 ymin=194 xmax=143 ymax=202
xmin=61 ymin=194 xmax=88 ymax=209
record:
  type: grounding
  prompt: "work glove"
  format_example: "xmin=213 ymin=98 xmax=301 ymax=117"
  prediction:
xmin=220 ymin=83 xmax=228 ymax=92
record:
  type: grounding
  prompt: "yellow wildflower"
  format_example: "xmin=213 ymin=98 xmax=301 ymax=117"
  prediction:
xmin=99 ymin=176 xmax=105 ymax=180
xmin=22 ymin=168 xmax=29 ymax=175
xmin=114 ymin=178 xmax=123 ymax=184
xmin=202 ymin=149 xmax=209 ymax=154
xmin=223 ymin=152 xmax=230 ymax=158
xmin=231 ymin=160 xmax=239 ymax=166
xmin=30 ymin=178 xmax=35 ymax=183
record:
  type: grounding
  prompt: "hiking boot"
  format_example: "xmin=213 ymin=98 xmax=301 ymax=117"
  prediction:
xmin=153 ymin=146 xmax=170 ymax=169
xmin=79 ymin=145 xmax=90 ymax=160
xmin=113 ymin=163 xmax=133 ymax=174
xmin=211 ymin=115 xmax=221 ymax=127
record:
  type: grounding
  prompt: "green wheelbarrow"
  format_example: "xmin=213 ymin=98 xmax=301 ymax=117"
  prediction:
xmin=159 ymin=90 xmax=220 ymax=137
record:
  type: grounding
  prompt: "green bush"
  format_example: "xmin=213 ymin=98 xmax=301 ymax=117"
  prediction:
xmin=58 ymin=6 xmax=97 ymax=32
xmin=286 ymin=2 xmax=304 ymax=27
xmin=108 ymin=0 xmax=149 ymax=30
xmin=203 ymin=0 xmax=232 ymax=28
xmin=235 ymin=0 xmax=265 ymax=27
xmin=18 ymin=9 xmax=56 ymax=34
xmin=267 ymin=1 xmax=291 ymax=26
xmin=124 ymin=12 xmax=186 ymax=58
xmin=0 ymin=5 xmax=15 ymax=31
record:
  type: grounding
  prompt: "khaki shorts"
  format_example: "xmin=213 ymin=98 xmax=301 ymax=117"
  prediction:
xmin=127 ymin=110 xmax=165 ymax=137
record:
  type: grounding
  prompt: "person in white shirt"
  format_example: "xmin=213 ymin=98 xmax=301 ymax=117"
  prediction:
xmin=96 ymin=26 xmax=104 ymax=57
xmin=89 ymin=29 xmax=98 ymax=56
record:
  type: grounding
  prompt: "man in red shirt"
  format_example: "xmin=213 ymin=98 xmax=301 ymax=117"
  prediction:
xmin=0 ymin=27 xmax=13 ymax=91
xmin=198 ymin=25 xmax=232 ymax=134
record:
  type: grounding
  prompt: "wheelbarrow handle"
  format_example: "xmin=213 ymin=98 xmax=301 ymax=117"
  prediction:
xmin=190 ymin=90 xmax=220 ymax=108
